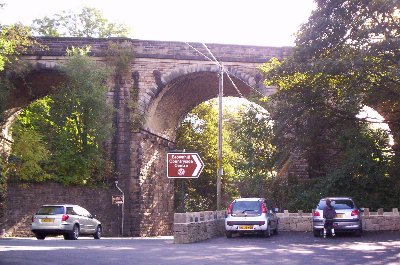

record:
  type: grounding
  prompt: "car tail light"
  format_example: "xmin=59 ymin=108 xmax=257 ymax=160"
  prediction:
xmin=31 ymin=216 xmax=35 ymax=222
xmin=61 ymin=214 xmax=69 ymax=221
xmin=261 ymin=203 xmax=267 ymax=213
xmin=227 ymin=203 xmax=233 ymax=215
xmin=351 ymin=210 xmax=359 ymax=216
xmin=313 ymin=211 xmax=320 ymax=217
xmin=227 ymin=221 xmax=233 ymax=226
xmin=259 ymin=221 xmax=265 ymax=226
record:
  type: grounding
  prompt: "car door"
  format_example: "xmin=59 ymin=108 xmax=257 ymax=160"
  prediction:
xmin=80 ymin=207 xmax=96 ymax=233
xmin=74 ymin=206 xmax=90 ymax=233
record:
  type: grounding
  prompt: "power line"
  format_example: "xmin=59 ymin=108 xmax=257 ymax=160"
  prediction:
xmin=184 ymin=42 xmax=216 ymax=64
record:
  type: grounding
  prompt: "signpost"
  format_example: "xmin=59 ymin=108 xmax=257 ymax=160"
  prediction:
xmin=112 ymin=195 xmax=124 ymax=205
xmin=167 ymin=152 xmax=204 ymax=178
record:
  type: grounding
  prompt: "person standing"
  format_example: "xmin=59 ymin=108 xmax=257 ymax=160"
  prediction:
xmin=323 ymin=199 xmax=336 ymax=238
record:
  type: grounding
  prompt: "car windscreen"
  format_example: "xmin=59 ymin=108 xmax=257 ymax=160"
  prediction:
xmin=232 ymin=201 xmax=261 ymax=214
xmin=36 ymin=206 xmax=65 ymax=215
xmin=318 ymin=200 xmax=355 ymax=210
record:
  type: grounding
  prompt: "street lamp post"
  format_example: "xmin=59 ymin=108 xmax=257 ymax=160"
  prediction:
xmin=217 ymin=64 xmax=223 ymax=210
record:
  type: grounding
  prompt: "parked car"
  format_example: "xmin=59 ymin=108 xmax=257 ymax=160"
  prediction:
xmin=225 ymin=198 xmax=279 ymax=238
xmin=312 ymin=197 xmax=363 ymax=237
xmin=31 ymin=204 xmax=102 ymax=240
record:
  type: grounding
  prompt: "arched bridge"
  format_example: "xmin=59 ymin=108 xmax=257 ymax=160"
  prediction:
xmin=2 ymin=37 xmax=293 ymax=236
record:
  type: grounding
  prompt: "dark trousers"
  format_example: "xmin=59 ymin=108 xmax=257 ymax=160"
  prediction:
xmin=324 ymin=219 xmax=334 ymax=230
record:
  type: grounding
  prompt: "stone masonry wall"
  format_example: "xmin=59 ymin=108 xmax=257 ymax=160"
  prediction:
xmin=2 ymin=182 xmax=121 ymax=237
xmin=138 ymin=131 xmax=175 ymax=236
xmin=173 ymin=211 xmax=226 ymax=244
xmin=174 ymin=209 xmax=400 ymax=243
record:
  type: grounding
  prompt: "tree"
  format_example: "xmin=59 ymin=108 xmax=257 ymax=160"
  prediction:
xmin=229 ymin=103 xmax=276 ymax=198
xmin=31 ymin=6 xmax=130 ymax=37
xmin=175 ymin=100 xmax=237 ymax=211
xmin=0 ymin=21 xmax=38 ymax=124
xmin=261 ymin=0 xmax=399 ymax=209
xmin=8 ymin=47 xmax=114 ymax=185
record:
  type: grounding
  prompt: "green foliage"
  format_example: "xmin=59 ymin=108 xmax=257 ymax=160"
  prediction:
xmin=260 ymin=0 xmax=400 ymax=210
xmin=8 ymin=48 xmax=114 ymax=185
xmin=8 ymin=128 xmax=50 ymax=182
xmin=0 ymin=23 xmax=34 ymax=71
xmin=228 ymin=103 xmax=276 ymax=198
xmin=175 ymin=100 xmax=237 ymax=211
xmin=0 ymin=20 xmax=39 ymax=124
xmin=31 ymin=6 xmax=130 ymax=37
xmin=106 ymin=42 xmax=135 ymax=74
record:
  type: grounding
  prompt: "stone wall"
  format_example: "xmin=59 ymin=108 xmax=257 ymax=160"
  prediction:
xmin=277 ymin=208 xmax=400 ymax=232
xmin=137 ymin=131 xmax=175 ymax=236
xmin=2 ymin=182 xmax=121 ymax=237
xmin=173 ymin=209 xmax=400 ymax=243
xmin=173 ymin=211 xmax=226 ymax=243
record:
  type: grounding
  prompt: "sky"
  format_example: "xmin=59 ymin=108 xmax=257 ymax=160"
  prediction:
xmin=0 ymin=0 xmax=316 ymax=46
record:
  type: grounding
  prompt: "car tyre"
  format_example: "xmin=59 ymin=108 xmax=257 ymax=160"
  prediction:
xmin=35 ymin=234 xmax=46 ymax=240
xmin=264 ymin=225 xmax=271 ymax=238
xmin=63 ymin=234 xmax=70 ymax=240
xmin=69 ymin=224 xmax=80 ymax=240
xmin=93 ymin=225 xmax=102 ymax=239
xmin=225 ymin=231 xmax=233 ymax=238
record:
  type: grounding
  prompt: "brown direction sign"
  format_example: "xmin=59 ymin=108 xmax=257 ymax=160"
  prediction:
xmin=167 ymin=153 xmax=204 ymax=178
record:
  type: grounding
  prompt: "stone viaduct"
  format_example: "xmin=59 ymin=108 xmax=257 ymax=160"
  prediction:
xmin=1 ymin=37 xmax=296 ymax=236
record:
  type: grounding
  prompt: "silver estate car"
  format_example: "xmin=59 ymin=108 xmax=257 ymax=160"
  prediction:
xmin=225 ymin=198 xmax=279 ymax=238
xmin=31 ymin=204 xmax=102 ymax=240
xmin=312 ymin=197 xmax=363 ymax=237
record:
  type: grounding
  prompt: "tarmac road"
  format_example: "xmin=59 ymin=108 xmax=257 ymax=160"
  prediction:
xmin=0 ymin=231 xmax=399 ymax=265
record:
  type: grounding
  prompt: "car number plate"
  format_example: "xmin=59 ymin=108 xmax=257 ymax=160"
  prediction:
xmin=41 ymin=218 xmax=54 ymax=223
xmin=240 ymin=225 xmax=253 ymax=230
xmin=336 ymin=214 xmax=344 ymax=218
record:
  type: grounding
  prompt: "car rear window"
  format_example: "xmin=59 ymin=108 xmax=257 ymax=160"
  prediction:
xmin=36 ymin=206 xmax=65 ymax=215
xmin=318 ymin=199 xmax=355 ymax=210
xmin=232 ymin=201 xmax=261 ymax=214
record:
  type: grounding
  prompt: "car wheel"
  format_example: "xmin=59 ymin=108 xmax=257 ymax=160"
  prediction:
xmin=93 ymin=225 xmax=102 ymax=239
xmin=35 ymin=234 xmax=46 ymax=240
xmin=225 ymin=231 xmax=233 ymax=238
xmin=69 ymin=224 xmax=80 ymax=240
xmin=264 ymin=225 xmax=271 ymax=238
xmin=313 ymin=229 xmax=321 ymax=237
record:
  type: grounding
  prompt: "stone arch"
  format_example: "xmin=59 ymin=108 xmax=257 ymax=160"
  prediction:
xmin=145 ymin=64 xmax=261 ymax=140
xmin=1 ymin=66 xmax=66 ymax=159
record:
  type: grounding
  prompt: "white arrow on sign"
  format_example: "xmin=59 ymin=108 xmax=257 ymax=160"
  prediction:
xmin=192 ymin=154 xmax=204 ymax=177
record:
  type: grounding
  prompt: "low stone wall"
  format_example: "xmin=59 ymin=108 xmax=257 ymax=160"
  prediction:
xmin=173 ymin=211 xmax=225 ymax=243
xmin=275 ymin=208 xmax=400 ymax=232
xmin=362 ymin=208 xmax=400 ymax=231
xmin=173 ymin=208 xmax=400 ymax=243
xmin=277 ymin=210 xmax=313 ymax=231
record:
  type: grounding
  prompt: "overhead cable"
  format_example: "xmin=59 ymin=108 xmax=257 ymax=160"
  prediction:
xmin=184 ymin=42 xmax=216 ymax=64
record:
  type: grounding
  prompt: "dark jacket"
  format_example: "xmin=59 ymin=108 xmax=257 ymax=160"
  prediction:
xmin=323 ymin=205 xmax=336 ymax=219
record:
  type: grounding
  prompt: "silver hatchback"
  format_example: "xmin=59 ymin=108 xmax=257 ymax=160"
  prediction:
xmin=225 ymin=198 xmax=279 ymax=238
xmin=31 ymin=204 xmax=102 ymax=240
xmin=312 ymin=197 xmax=363 ymax=237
